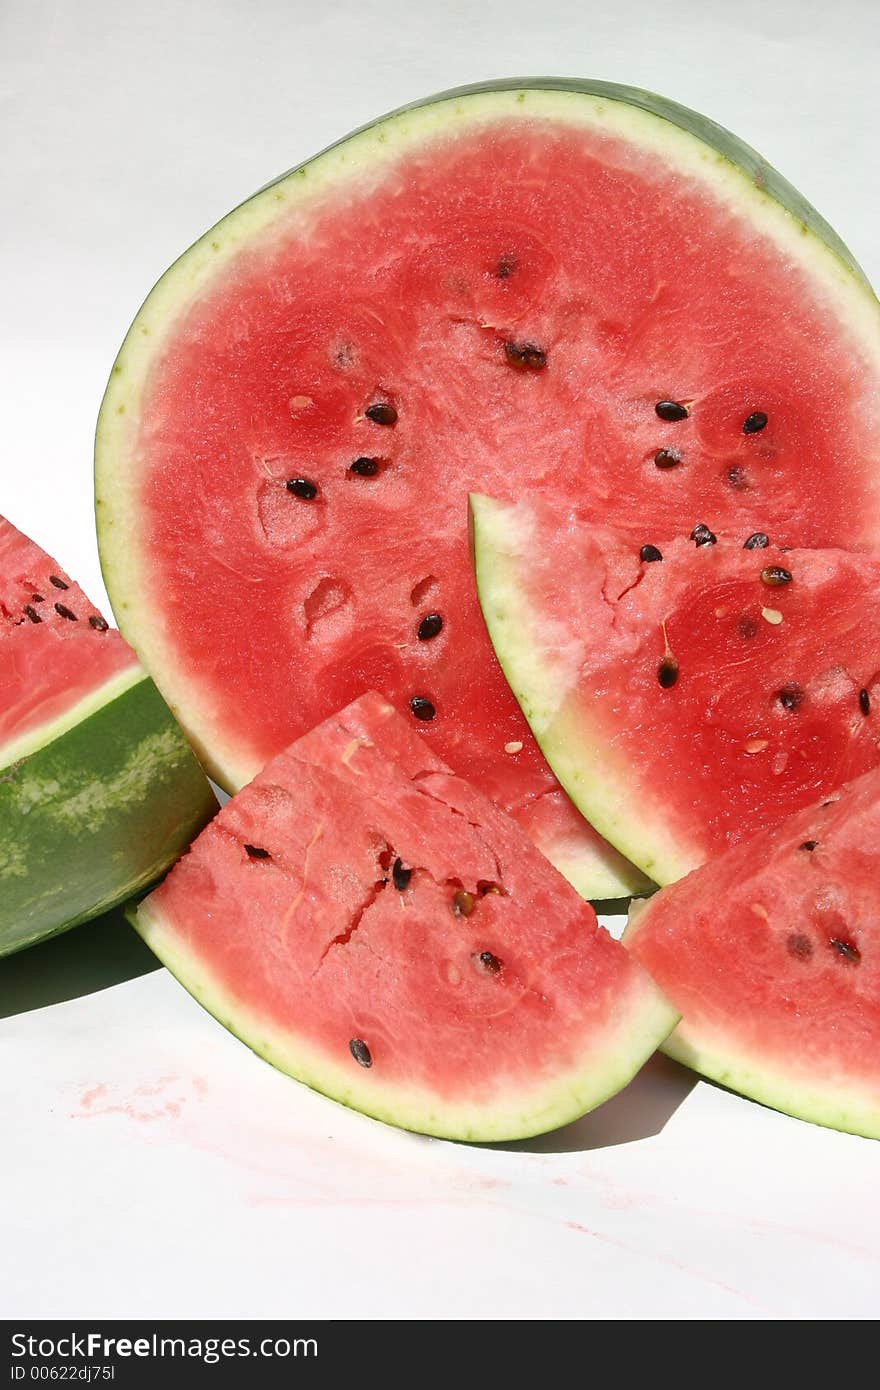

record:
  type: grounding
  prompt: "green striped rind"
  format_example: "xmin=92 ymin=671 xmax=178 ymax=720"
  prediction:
xmin=95 ymin=77 xmax=880 ymax=798
xmin=132 ymin=899 xmax=679 ymax=1142
xmin=0 ymin=676 xmax=216 ymax=956
xmin=623 ymin=908 xmax=880 ymax=1140
xmin=470 ymin=495 xmax=696 ymax=885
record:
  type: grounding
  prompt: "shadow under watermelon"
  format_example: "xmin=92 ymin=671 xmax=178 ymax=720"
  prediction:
xmin=0 ymin=907 xmax=160 ymax=1020
xmin=485 ymin=1053 xmax=697 ymax=1154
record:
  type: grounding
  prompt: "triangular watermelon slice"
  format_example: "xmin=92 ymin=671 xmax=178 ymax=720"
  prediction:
xmin=472 ymin=493 xmax=880 ymax=884
xmin=132 ymin=692 xmax=677 ymax=1141
xmin=0 ymin=515 xmax=216 ymax=955
xmin=624 ymin=767 xmax=880 ymax=1139
xmin=95 ymin=79 xmax=880 ymax=903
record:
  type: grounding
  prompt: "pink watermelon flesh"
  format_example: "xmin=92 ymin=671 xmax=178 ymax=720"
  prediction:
xmin=624 ymin=766 xmax=880 ymax=1138
xmin=97 ymin=91 xmax=880 ymax=900
xmin=0 ymin=517 xmax=137 ymax=762
xmin=134 ymin=692 xmax=676 ymax=1140
xmin=472 ymin=493 xmax=880 ymax=885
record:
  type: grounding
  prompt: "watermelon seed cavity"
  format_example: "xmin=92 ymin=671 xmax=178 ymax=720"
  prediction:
xmin=495 ymin=254 xmax=516 ymax=278
xmin=738 ymin=615 xmax=758 ymax=638
xmin=417 ymin=613 xmax=443 ymax=641
xmin=410 ymin=697 xmax=436 ymax=721
xmin=829 ymin=937 xmax=861 ymax=964
xmin=286 ymin=478 xmax=318 ymax=500
xmin=743 ymin=411 xmax=768 ymax=434
xmin=800 ymin=840 xmax=818 ymax=851
xmin=744 ymin=533 xmax=770 ymax=549
xmin=727 ymin=467 xmax=748 ymax=489
xmin=655 ymin=400 xmax=689 ymax=421
xmin=787 ymin=933 xmax=813 ymax=960
xmin=244 ymin=844 xmax=271 ymax=860
xmin=778 ymin=684 xmax=804 ymax=712
xmin=349 ymin=1038 xmax=373 ymax=1068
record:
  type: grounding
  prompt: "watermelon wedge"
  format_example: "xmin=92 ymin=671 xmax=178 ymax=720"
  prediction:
xmin=624 ymin=767 xmax=880 ymax=1139
xmin=95 ymin=79 xmax=880 ymax=903
xmin=0 ymin=515 xmax=216 ymax=956
xmin=472 ymin=494 xmax=880 ymax=885
xmin=132 ymin=692 xmax=677 ymax=1140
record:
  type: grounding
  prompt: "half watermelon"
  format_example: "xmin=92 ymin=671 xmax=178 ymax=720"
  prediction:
xmin=624 ymin=767 xmax=880 ymax=1140
xmin=95 ymin=79 xmax=880 ymax=901
xmin=133 ymin=692 xmax=677 ymax=1140
xmin=472 ymin=494 xmax=880 ymax=885
xmin=0 ymin=515 xmax=216 ymax=955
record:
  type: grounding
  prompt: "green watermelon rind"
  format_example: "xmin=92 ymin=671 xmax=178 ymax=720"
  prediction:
xmin=623 ymin=906 xmax=880 ymax=1141
xmin=94 ymin=78 xmax=880 ymax=800
xmin=0 ymin=674 xmax=216 ymax=957
xmin=131 ymin=898 xmax=679 ymax=1143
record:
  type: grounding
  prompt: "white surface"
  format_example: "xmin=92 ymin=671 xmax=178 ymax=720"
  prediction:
xmin=2 ymin=0 xmax=880 ymax=1321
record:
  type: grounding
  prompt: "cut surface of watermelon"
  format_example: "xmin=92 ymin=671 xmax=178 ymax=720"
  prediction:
xmin=472 ymin=493 xmax=880 ymax=885
xmin=96 ymin=80 xmax=880 ymax=902
xmin=624 ymin=767 xmax=880 ymax=1139
xmin=134 ymin=692 xmax=677 ymax=1141
xmin=0 ymin=515 xmax=216 ymax=955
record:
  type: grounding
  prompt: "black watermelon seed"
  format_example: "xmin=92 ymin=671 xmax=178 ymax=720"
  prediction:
xmin=476 ymin=950 xmax=502 ymax=975
xmin=727 ymin=466 xmax=748 ymax=490
xmin=691 ymin=523 xmax=717 ymax=547
xmin=655 ymin=400 xmax=689 ymax=422
xmin=738 ymin=615 xmax=758 ymax=639
xmin=778 ymin=683 xmax=804 ymax=712
xmin=417 ymin=613 xmax=443 ymax=641
xmin=859 ymin=688 xmax=871 ymax=716
xmin=49 ymin=575 xmax=69 ymax=590
xmin=392 ymin=858 xmax=412 ymax=891
xmin=830 ymin=936 xmax=861 ymax=964
xmin=496 ymin=254 xmax=516 ymax=278
xmin=244 ymin=844 xmax=271 ymax=859
xmin=23 ymin=605 xmax=42 ymax=624
xmin=54 ymin=603 xmax=77 ymax=621
xmin=349 ymin=456 xmax=380 ymax=477
xmin=657 ymin=656 xmax=679 ymax=689
xmin=365 ymin=401 xmax=397 ymax=426
xmin=31 ymin=593 xmax=45 ymax=603
xmin=744 ymin=532 xmax=770 ymax=550
xmin=799 ymin=840 xmax=818 ymax=852
xmin=410 ymin=696 xmax=436 ymax=721
xmin=286 ymin=477 xmax=318 ymax=500
xmin=653 ymin=448 xmax=681 ymax=469
xmin=761 ymin=565 xmax=792 ymax=587
xmin=504 ymin=341 xmax=547 ymax=371
xmin=349 ymin=1038 xmax=373 ymax=1067
xmin=787 ymin=933 xmax=813 ymax=960
xmin=743 ymin=411 xmax=768 ymax=434
xmin=640 ymin=544 xmax=663 ymax=563
xmin=452 ymin=890 xmax=476 ymax=918
xmin=89 ymin=615 xmax=110 ymax=632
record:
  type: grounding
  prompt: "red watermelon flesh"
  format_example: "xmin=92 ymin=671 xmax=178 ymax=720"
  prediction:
xmin=0 ymin=517 xmax=137 ymax=764
xmin=472 ymin=492 xmax=880 ymax=886
xmin=624 ymin=766 xmax=880 ymax=1139
xmin=95 ymin=83 xmax=880 ymax=899
xmin=133 ymin=692 xmax=676 ymax=1140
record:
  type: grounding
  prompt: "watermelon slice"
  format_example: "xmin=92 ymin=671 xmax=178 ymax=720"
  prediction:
xmin=472 ymin=493 xmax=880 ymax=885
xmin=95 ymin=79 xmax=880 ymax=903
xmin=132 ymin=692 xmax=677 ymax=1140
xmin=624 ymin=767 xmax=880 ymax=1139
xmin=0 ymin=515 xmax=216 ymax=956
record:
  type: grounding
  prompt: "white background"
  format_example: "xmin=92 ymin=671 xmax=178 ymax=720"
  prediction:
xmin=2 ymin=0 xmax=880 ymax=1321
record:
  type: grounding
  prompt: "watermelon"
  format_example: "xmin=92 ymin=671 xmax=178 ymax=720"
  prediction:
xmin=624 ymin=767 xmax=880 ymax=1139
xmin=472 ymin=493 xmax=880 ymax=885
xmin=0 ymin=515 xmax=216 ymax=956
xmin=132 ymin=692 xmax=677 ymax=1140
xmin=94 ymin=79 xmax=880 ymax=903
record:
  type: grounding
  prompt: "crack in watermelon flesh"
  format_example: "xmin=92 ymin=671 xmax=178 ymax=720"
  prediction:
xmin=134 ymin=692 xmax=677 ymax=1140
xmin=96 ymin=86 xmax=880 ymax=899
xmin=473 ymin=494 xmax=880 ymax=885
xmin=624 ymin=766 xmax=880 ymax=1139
